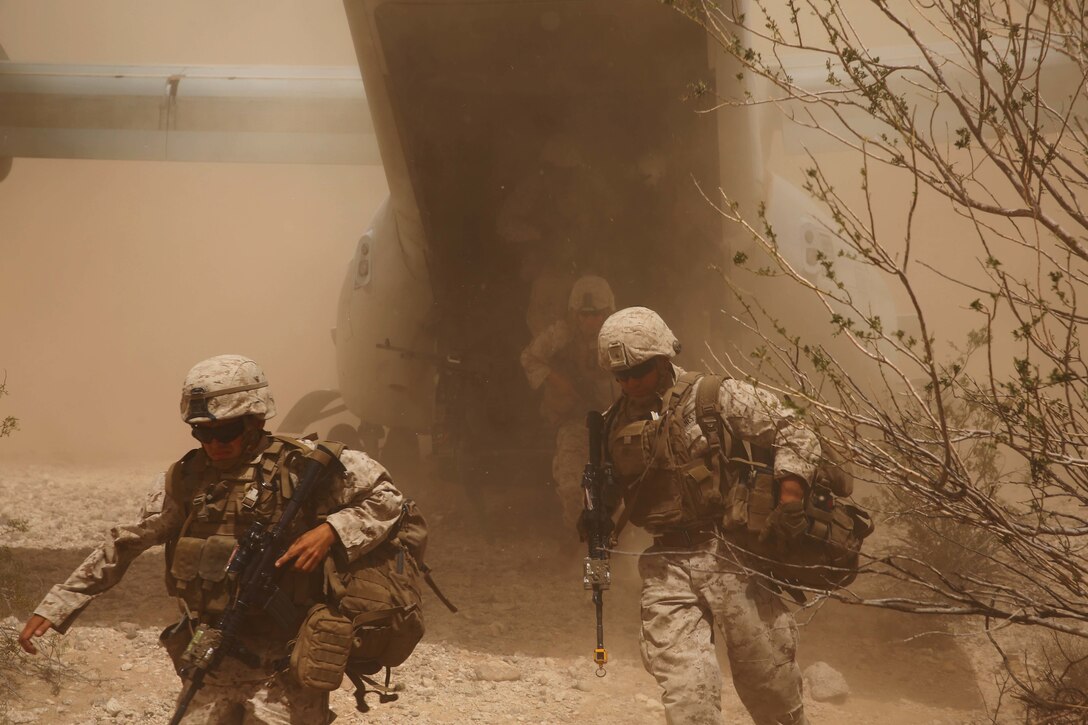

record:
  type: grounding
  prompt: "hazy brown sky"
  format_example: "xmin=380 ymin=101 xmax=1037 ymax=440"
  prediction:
xmin=0 ymin=0 xmax=1031 ymax=463
xmin=0 ymin=1 xmax=389 ymax=461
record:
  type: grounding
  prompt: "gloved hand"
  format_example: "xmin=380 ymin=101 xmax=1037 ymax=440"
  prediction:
xmin=759 ymin=500 xmax=808 ymax=546
xmin=577 ymin=510 xmax=614 ymax=544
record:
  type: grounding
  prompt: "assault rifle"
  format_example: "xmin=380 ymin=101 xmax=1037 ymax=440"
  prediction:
xmin=581 ymin=411 xmax=612 ymax=677
xmin=167 ymin=443 xmax=345 ymax=725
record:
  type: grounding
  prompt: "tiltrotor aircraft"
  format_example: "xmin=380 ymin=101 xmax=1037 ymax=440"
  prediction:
xmin=2 ymin=0 xmax=957 ymax=472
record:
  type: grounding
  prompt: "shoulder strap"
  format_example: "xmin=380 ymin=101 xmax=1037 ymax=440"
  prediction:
xmin=693 ymin=374 xmax=726 ymax=457
xmin=660 ymin=370 xmax=702 ymax=418
xmin=165 ymin=448 xmax=201 ymax=502
xmin=266 ymin=434 xmax=345 ymax=499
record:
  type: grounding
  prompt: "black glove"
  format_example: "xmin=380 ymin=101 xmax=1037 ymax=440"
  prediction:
xmin=759 ymin=500 xmax=808 ymax=546
xmin=577 ymin=510 xmax=614 ymax=544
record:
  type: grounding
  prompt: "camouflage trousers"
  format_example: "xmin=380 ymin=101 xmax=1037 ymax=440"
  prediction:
xmin=173 ymin=635 xmax=330 ymax=725
xmin=638 ymin=537 xmax=807 ymax=725
xmin=552 ymin=419 xmax=589 ymax=529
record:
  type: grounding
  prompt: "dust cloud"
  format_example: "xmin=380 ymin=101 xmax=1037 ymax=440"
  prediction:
xmin=0 ymin=158 xmax=388 ymax=462
xmin=0 ymin=3 xmax=1011 ymax=723
xmin=0 ymin=1 xmax=381 ymax=463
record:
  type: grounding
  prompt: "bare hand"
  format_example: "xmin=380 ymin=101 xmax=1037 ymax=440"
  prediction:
xmin=778 ymin=476 xmax=806 ymax=504
xmin=275 ymin=523 xmax=337 ymax=573
xmin=19 ymin=614 xmax=53 ymax=655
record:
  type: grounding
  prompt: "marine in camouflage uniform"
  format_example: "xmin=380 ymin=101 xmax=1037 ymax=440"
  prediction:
xmin=19 ymin=355 xmax=409 ymax=725
xmin=520 ymin=275 xmax=618 ymax=529
xmin=595 ymin=308 xmax=819 ymax=725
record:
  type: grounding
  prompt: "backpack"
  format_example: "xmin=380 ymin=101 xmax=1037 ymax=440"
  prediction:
xmin=290 ymin=499 xmax=457 ymax=712
xmin=693 ymin=375 xmax=875 ymax=593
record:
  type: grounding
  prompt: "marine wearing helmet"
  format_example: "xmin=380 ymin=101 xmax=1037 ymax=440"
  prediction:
xmin=520 ymin=275 xmax=618 ymax=530
xmin=180 ymin=353 xmax=276 ymax=423
xmin=592 ymin=306 xmax=818 ymax=725
xmin=179 ymin=354 xmax=276 ymax=469
xmin=20 ymin=354 xmax=411 ymax=724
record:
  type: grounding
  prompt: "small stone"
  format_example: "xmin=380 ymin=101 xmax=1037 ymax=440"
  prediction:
xmin=573 ymin=679 xmax=594 ymax=692
xmin=118 ymin=622 xmax=140 ymax=639
xmin=471 ymin=662 xmax=522 ymax=682
xmin=634 ymin=693 xmax=665 ymax=713
xmin=104 ymin=698 xmax=124 ymax=716
xmin=804 ymin=661 xmax=851 ymax=703
xmin=120 ymin=662 xmax=133 ymax=671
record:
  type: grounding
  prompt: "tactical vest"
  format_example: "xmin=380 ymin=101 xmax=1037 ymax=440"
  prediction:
xmin=606 ymin=371 xmax=875 ymax=592
xmin=164 ymin=435 xmax=323 ymax=625
xmin=605 ymin=372 xmax=731 ymax=532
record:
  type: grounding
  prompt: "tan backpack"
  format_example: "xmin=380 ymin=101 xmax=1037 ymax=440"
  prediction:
xmin=290 ymin=499 xmax=457 ymax=712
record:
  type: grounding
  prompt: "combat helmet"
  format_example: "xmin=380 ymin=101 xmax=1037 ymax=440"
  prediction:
xmin=597 ymin=306 xmax=681 ymax=371
xmin=568 ymin=275 xmax=615 ymax=313
xmin=180 ymin=354 xmax=277 ymax=423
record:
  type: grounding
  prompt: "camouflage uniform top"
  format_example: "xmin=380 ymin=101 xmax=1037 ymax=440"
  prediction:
xmin=520 ymin=318 xmax=616 ymax=422
xmin=33 ymin=437 xmax=405 ymax=632
xmin=607 ymin=364 xmax=821 ymax=531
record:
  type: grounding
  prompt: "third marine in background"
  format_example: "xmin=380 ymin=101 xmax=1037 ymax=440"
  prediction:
xmin=520 ymin=275 xmax=618 ymax=531
xmin=592 ymin=307 xmax=821 ymax=725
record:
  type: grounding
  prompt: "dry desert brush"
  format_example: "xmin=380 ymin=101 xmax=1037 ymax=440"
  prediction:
xmin=665 ymin=0 xmax=1088 ymax=717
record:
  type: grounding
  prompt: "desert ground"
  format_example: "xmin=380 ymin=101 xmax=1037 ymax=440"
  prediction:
xmin=1 ymin=458 xmax=999 ymax=724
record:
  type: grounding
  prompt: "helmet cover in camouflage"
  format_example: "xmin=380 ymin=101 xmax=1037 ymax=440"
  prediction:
xmin=597 ymin=306 xmax=681 ymax=371
xmin=568 ymin=275 xmax=615 ymax=313
xmin=180 ymin=354 xmax=277 ymax=423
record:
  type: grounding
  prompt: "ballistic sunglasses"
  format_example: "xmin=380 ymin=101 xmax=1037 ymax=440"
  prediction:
xmin=190 ymin=419 xmax=246 ymax=444
xmin=614 ymin=358 xmax=657 ymax=381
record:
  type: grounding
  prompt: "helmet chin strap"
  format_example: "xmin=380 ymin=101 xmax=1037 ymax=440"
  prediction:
xmin=656 ymin=360 xmax=676 ymax=393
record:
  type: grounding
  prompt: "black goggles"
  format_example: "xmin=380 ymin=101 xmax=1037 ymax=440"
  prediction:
xmin=190 ymin=418 xmax=246 ymax=444
xmin=614 ymin=358 xmax=657 ymax=381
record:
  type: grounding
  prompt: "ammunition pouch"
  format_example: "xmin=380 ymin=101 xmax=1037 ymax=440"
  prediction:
xmin=780 ymin=499 xmax=873 ymax=589
xmin=169 ymin=535 xmax=236 ymax=617
xmin=724 ymin=455 xmax=874 ymax=591
xmin=712 ymin=407 xmax=874 ymax=591
xmin=290 ymin=604 xmax=354 ymax=691
xmin=735 ymin=496 xmax=873 ymax=590
xmin=609 ymin=415 xmax=724 ymax=530
xmin=722 ymin=468 xmax=776 ymax=534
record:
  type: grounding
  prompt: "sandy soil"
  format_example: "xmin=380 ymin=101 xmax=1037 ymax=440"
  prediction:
xmin=0 ymin=460 xmax=992 ymax=724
